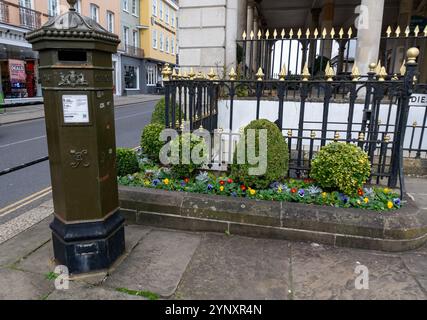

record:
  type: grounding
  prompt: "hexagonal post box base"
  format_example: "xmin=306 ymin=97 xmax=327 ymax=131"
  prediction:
xmin=50 ymin=211 xmax=125 ymax=275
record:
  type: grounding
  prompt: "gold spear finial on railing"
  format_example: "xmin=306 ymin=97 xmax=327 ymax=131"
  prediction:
xmin=257 ymin=29 xmax=262 ymax=39
xmin=386 ymin=26 xmax=392 ymax=38
xmin=407 ymin=47 xmax=420 ymax=65
xmin=177 ymin=69 xmax=182 ymax=79
xmin=273 ymin=29 xmax=278 ymax=39
xmin=297 ymin=28 xmax=302 ymax=39
xmin=325 ymin=61 xmax=335 ymax=81
xmin=256 ymin=67 xmax=264 ymax=81
xmin=378 ymin=67 xmax=388 ymax=81
xmin=250 ymin=30 xmax=254 ymax=40
xmin=330 ymin=27 xmax=336 ymax=38
xmin=322 ymin=27 xmax=327 ymax=39
xmin=289 ymin=28 xmax=294 ymax=38
xmin=414 ymin=25 xmax=420 ymax=37
xmin=188 ymin=67 xmax=196 ymax=80
xmin=265 ymin=29 xmax=270 ymax=39
xmin=279 ymin=64 xmax=287 ymax=81
xmin=302 ymin=63 xmax=310 ymax=81
xmin=400 ymin=60 xmax=406 ymax=75
xmin=207 ymin=68 xmax=216 ymax=81
xmin=395 ymin=26 xmax=401 ymax=37
xmin=424 ymin=25 xmax=427 ymax=37
xmin=351 ymin=64 xmax=361 ymax=81
xmin=171 ymin=68 xmax=178 ymax=80
xmin=314 ymin=28 xmax=319 ymax=38
xmin=347 ymin=27 xmax=353 ymax=38
xmin=306 ymin=28 xmax=310 ymax=38
xmin=405 ymin=25 xmax=410 ymax=37
xmin=339 ymin=28 xmax=344 ymax=39
xmin=375 ymin=60 xmax=382 ymax=75
xmin=161 ymin=63 xmax=172 ymax=81
xmin=281 ymin=29 xmax=285 ymax=39
xmin=229 ymin=67 xmax=237 ymax=81
xmin=242 ymin=31 xmax=247 ymax=40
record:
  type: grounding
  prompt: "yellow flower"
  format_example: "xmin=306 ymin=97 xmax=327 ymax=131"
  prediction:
xmin=220 ymin=186 xmax=224 ymax=192
xmin=278 ymin=187 xmax=282 ymax=193
xmin=383 ymin=188 xmax=390 ymax=194
xmin=387 ymin=201 xmax=394 ymax=209
xmin=322 ymin=192 xmax=327 ymax=198
xmin=163 ymin=178 xmax=170 ymax=185
xmin=250 ymin=189 xmax=256 ymax=196
xmin=144 ymin=179 xmax=150 ymax=186
xmin=364 ymin=197 xmax=369 ymax=204
xmin=357 ymin=200 xmax=361 ymax=205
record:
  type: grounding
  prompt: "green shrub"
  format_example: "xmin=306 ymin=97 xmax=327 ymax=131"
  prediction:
xmin=116 ymin=148 xmax=139 ymax=177
xmin=231 ymin=119 xmax=289 ymax=189
xmin=169 ymin=133 xmax=208 ymax=178
xmin=310 ymin=142 xmax=371 ymax=196
xmin=141 ymin=123 xmax=165 ymax=162
xmin=150 ymin=97 xmax=182 ymax=126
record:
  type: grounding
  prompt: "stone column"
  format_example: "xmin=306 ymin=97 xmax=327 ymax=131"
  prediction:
xmin=321 ymin=0 xmax=335 ymax=59
xmin=355 ymin=0 xmax=385 ymax=75
xmin=225 ymin=0 xmax=239 ymax=71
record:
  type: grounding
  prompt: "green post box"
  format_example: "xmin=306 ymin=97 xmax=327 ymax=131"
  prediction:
xmin=26 ymin=0 xmax=125 ymax=274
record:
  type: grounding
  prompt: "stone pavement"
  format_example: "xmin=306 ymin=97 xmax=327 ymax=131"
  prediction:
xmin=0 ymin=177 xmax=426 ymax=300
xmin=0 ymin=94 xmax=162 ymax=125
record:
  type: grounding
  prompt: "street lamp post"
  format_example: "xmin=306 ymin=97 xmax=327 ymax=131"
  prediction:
xmin=26 ymin=0 xmax=125 ymax=274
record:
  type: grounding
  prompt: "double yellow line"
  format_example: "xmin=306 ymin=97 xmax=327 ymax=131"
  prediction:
xmin=0 ymin=186 xmax=52 ymax=218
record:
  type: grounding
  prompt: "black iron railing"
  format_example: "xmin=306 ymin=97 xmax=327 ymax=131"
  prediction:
xmin=19 ymin=6 xmax=41 ymax=30
xmin=237 ymin=27 xmax=427 ymax=81
xmin=163 ymin=50 xmax=421 ymax=195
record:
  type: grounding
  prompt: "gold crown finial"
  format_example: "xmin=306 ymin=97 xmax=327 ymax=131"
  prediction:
xmin=378 ymin=67 xmax=388 ymax=81
xmin=229 ymin=67 xmax=237 ymax=81
xmin=351 ymin=64 xmax=361 ymax=81
xmin=279 ymin=64 xmax=287 ymax=81
xmin=256 ymin=68 xmax=264 ymax=81
xmin=207 ymin=68 xmax=216 ymax=80
xmin=407 ymin=47 xmax=420 ymax=65
xmin=302 ymin=63 xmax=310 ymax=81
xmin=161 ymin=63 xmax=172 ymax=81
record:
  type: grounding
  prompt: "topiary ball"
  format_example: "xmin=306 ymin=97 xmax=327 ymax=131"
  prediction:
xmin=310 ymin=142 xmax=371 ymax=196
xmin=116 ymin=148 xmax=139 ymax=177
xmin=231 ymin=119 xmax=289 ymax=189
xmin=141 ymin=123 xmax=165 ymax=162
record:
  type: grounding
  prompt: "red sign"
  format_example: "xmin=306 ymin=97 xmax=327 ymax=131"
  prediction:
xmin=9 ymin=59 xmax=26 ymax=82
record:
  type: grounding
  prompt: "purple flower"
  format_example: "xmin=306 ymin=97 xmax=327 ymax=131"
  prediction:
xmin=340 ymin=194 xmax=349 ymax=204
xmin=180 ymin=181 xmax=186 ymax=187
xmin=393 ymin=198 xmax=401 ymax=206
xmin=207 ymin=184 xmax=214 ymax=191
xmin=152 ymin=179 xmax=160 ymax=186
xmin=298 ymin=189 xmax=305 ymax=197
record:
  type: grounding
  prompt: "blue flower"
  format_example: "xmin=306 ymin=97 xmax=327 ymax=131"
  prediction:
xmin=207 ymin=184 xmax=214 ymax=191
xmin=270 ymin=182 xmax=280 ymax=190
xmin=152 ymin=179 xmax=160 ymax=186
xmin=393 ymin=198 xmax=401 ymax=207
xmin=180 ymin=181 xmax=186 ymax=187
xmin=298 ymin=189 xmax=305 ymax=197
xmin=340 ymin=194 xmax=349 ymax=204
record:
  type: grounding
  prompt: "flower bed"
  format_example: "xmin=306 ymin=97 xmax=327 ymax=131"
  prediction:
xmin=118 ymin=167 xmax=402 ymax=212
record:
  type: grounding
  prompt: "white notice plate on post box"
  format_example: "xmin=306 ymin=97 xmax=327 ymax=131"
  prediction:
xmin=62 ymin=95 xmax=89 ymax=124
xmin=409 ymin=94 xmax=427 ymax=107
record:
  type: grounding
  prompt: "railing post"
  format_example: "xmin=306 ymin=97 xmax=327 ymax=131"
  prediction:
xmin=162 ymin=63 xmax=172 ymax=128
xmin=389 ymin=48 xmax=419 ymax=191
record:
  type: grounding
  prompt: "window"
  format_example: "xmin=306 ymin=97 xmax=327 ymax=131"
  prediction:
xmin=75 ymin=0 xmax=82 ymax=13
xmin=48 ymin=0 xmax=59 ymax=17
xmin=146 ymin=65 xmax=157 ymax=86
xmin=123 ymin=26 xmax=129 ymax=47
xmin=152 ymin=0 xmax=157 ymax=16
xmin=90 ymin=4 xmax=99 ymax=22
xmin=123 ymin=0 xmax=128 ymax=11
xmin=159 ymin=1 xmax=163 ymax=20
xmin=159 ymin=32 xmax=164 ymax=51
xmin=165 ymin=6 xmax=169 ymax=24
xmin=19 ymin=0 xmax=32 ymax=9
xmin=107 ymin=11 xmax=115 ymax=33
xmin=131 ymin=0 xmax=137 ymax=15
xmin=132 ymin=30 xmax=138 ymax=48
xmin=171 ymin=11 xmax=175 ymax=27
xmin=152 ymin=29 xmax=157 ymax=49
xmin=165 ymin=37 xmax=169 ymax=53
xmin=124 ymin=65 xmax=139 ymax=90
xmin=171 ymin=38 xmax=174 ymax=54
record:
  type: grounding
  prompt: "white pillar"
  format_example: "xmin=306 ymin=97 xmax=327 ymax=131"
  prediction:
xmin=246 ymin=1 xmax=254 ymax=69
xmin=355 ymin=0 xmax=385 ymax=75
xmin=225 ymin=0 xmax=239 ymax=71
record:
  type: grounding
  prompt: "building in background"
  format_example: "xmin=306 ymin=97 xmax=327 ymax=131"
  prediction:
xmin=139 ymin=0 xmax=178 ymax=94
xmin=119 ymin=0 xmax=144 ymax=96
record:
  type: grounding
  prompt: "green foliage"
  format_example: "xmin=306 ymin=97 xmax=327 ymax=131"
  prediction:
xmin=141 ymin=123 xmax=165 ymax=162
xmin=310 ymin=142 xmax=371 ymax=196
xmin=231 ymin=119 xmax=289 ymax=189
xmin=45 ymin=272 xmax=58 ymax=281
xmin=116 ymin=288 xmax=159 ymax=300
xmin=116 ymin=148 xmax=139 ymax=177
xmin=170 ymin=133 xmax=208 ymax=178
xmin=150 ymin=97 xmax=182 ymax=126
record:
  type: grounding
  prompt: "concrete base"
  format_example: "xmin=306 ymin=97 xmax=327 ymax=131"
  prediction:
xmin=50 ymin=211 xmax=125 ymax=275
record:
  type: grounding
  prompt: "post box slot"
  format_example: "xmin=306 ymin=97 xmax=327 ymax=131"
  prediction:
xmin=58 ymin=50 xmax=87 ymax=62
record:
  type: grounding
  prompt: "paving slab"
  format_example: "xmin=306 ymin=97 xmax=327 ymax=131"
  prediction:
xmin=0 ymin=268 xmax=53 ymax=300
xmin=174 ymin=233 xmax=291 ymax=300
xmin=105 ymin=229 xmax=201 ymax=297
xmin=0 ymin=217 xmax=52 ymax=267
xmin=290 ymin=242 xmax=426 ymax=300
